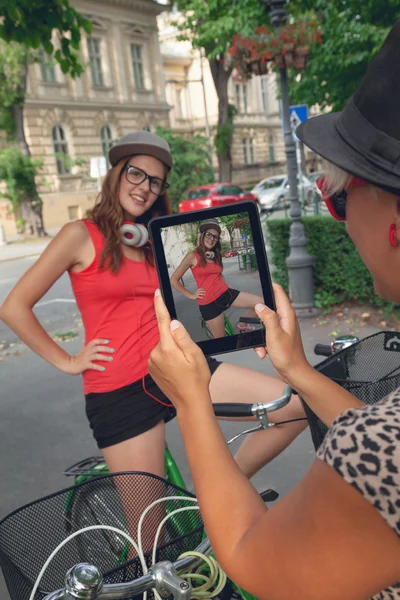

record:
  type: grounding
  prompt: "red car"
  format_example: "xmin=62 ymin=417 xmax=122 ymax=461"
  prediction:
xmin=178 ymin=183 xmax=259 ymax=213
xmin=224 ymin=250 xmax=239 ymax=258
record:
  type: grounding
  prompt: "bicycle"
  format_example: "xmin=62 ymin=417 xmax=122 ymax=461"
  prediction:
xmin=0 ymin=387 xmax=292 ymax=600
xmin=201 ymin=316 xmax=263 ymax=340
xmin=304 ymin=330 xmax=400 ymax=450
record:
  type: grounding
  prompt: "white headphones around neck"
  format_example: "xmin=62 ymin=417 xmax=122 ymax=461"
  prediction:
xmin=120 ymin=221 xmax=149 ymax=247
xmin=205 ymin=251 xmax=215 ymax=259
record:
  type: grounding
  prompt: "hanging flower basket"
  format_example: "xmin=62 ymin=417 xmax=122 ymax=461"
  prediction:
xmin=293 ymin=45 xmax=310 ymax=70
xmin=228 ymin=20 xmax=322 ymax=77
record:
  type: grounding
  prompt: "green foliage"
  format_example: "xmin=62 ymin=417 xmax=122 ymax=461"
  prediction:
xmin=214 ymin=103 xmax=237 ymax=157
xmin=0 ymin=0 xmax=92 ymax=77
xmin=287 ymin=1 xmax=397 ymax=111
xmin=172 ymin=0 xmax=264 ymax=58
xmin=155 ymin=127 xmax=214 ymax=213
xmin=240 ymin=253 xmax=257 ymax=270
xmin=0 ymin=146 xmax=43 ymax=212
xmin=266 ymin=216 xmax=392 ymax=310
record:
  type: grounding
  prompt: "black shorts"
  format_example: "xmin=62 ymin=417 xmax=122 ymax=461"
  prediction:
xmin=199 ymin=288 xmax=240 ymax=321
xmin=85 ymin=356 xmax=222 ymax=449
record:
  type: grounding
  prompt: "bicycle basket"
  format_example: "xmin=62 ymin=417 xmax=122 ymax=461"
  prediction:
xmin=0 ymin=473 xmax=203 ymax=600
xmin=302 ymin=331 xmax=400 ymax=451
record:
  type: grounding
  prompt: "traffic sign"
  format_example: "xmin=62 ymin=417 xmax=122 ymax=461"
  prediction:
xmin=289 ymin=104 xmax=308 ymax=141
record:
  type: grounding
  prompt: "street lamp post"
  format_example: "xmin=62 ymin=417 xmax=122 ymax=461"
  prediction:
xmin=262 ymin=0 xmax=316 ymax=314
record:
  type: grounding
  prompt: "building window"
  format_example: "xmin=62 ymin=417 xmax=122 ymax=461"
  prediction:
xmin=235 ymin=83 xmax=248 ymax=113
xmin=67 ymin=205 xmax=80 ymax=221
xmin=100 ymin=124 xmax=113 ymax=169
xmin=87 ymin=37 xmax=104 ymax=87
xmin=242 ymin=138 xmax=248 ymax=165
xmin=39 ymin=48 xmax=56 ymax=82
xmin=249 ymin=137 xmax=255 ymax=163
xmin=269 ymin=134 xmax=276 ymax=163
xmin=131 ymin=44 xmax=145 ymax=89
xmin=242 ymin=84 xmax=248 ymax=113
xmin=261 ymin=76 xmax=269 ymax=113
xmin=235 ymin=84 xmax=241 ymax=111
xmin=52 ymin=125 xmax=70 ymax=175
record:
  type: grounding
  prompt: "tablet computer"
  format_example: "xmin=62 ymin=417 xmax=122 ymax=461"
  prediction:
xmin=149 ymin=201 xmax=275 ymax=356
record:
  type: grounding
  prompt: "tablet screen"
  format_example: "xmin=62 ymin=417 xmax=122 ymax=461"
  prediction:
xmin=149 ymin=202 xmax=274 ymax=356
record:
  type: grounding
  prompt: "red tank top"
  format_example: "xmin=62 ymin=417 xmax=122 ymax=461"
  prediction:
xmin=69 ymin=219 xmax=159 ymax=394
xmin=190 ymin=251 xmax=229 ymax=306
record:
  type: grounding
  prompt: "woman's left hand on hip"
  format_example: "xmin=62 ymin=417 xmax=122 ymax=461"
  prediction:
xmin=149 ymin=290 xmax=211 ymax=410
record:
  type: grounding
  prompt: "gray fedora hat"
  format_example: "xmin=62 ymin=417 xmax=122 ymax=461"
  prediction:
xmin=296 ymin=21 xmax=400 ymax=195
xmin=108 ymin=131 xmax=173 ymax=170
xmin=199 ymin=219 xmax=221 ymax=234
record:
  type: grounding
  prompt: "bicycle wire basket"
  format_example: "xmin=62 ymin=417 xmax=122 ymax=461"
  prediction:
xmin=0 ymin=472 xmax=204 ymax=600
xmin=302 ymin=331 xmax=400 ymax=451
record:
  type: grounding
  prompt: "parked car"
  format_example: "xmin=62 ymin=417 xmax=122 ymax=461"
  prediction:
xmin=223 ymin=250 xmax=239 ymax=258
xmin=251 ymin=174 xmax=314 ymax=212
xmin=178 ymin=183 xmax=258 ymax=213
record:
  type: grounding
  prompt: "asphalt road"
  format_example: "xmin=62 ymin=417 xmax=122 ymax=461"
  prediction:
xmin=0 ymin=255 xmax=316 ymax=599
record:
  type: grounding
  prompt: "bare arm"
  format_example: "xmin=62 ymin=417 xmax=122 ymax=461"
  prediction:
xmin=148 ymin=296 xmax=400 ymax=600
xmin=170 ymin=253 xmax=204 ymax=300
xmin=177 ymin=403 xmax=400 ymax=600
xmin=0 ymin=222 xmax=111 ymax=374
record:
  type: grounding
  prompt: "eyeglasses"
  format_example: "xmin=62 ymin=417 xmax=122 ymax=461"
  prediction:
xmin=204 ymin=232 xmax=220 ymax=242
xmin=125 ymin=164 xmax=170 ymax=196
xmin=316 ymin=176 xmax=367 ymax=221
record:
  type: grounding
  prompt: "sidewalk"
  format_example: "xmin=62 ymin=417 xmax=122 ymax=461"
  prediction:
xmin=0 ymin=240 xmax=51 ymax=262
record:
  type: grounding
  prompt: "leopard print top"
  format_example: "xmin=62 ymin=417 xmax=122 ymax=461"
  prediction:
xmin=317 ymin=388 xmax=400 ymax=598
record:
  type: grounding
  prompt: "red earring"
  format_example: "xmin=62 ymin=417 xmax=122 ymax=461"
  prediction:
xmin=389 ymin=224 xmax=399 ymax=247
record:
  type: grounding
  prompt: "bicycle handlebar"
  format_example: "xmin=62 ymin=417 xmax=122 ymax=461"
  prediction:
xmin=43 ymin=538 xmax=211 ymax=600
xmin=238 ymin=317 xmax=261 ymax=324
xmin=314 ymin=343 xmax=333 ymax=357
xmin=212 ymin=384 xmax=292 ymax=418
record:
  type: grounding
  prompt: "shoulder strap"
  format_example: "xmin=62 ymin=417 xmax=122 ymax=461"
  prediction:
xmin=81 ymin=219 xmax=106 ymax=257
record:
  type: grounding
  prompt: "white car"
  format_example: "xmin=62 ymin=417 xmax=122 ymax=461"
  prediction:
xmin=252 ymin=174 xmax=314 ymax=212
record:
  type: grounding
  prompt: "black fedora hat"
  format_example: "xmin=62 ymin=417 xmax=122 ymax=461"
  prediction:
xmin=297 ymin=20 xmax=400 ymax=195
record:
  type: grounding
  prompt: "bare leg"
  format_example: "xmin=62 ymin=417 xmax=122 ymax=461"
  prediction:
xmin=209 ymin=363 xmax=308 ymax=478
xmin=206 ymin=313 xmax=226 ymax=337
xmin=231 ymin=291 xmax=264 ymax=318
xmin=102 ymin=420 xmax=167 ymax=554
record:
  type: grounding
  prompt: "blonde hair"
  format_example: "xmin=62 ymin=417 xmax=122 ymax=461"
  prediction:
xmin=321 ymin=160 xmax=353 ymax=195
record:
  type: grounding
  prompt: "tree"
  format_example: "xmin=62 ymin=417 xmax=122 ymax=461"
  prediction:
xmin=286 ymin=1 xmax=398 ymax=111
xmin=155 ymin=127 xmax=214 ymax=213
xmin=172 ymin=0 xmax=264 ymax=182
xmin=0 ymin=1 xmax=92 ymax=235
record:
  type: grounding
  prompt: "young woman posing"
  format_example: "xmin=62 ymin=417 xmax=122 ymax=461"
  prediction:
xmin=0 ymin=131 xmax=306 ymax=482
xmin=170 ymin=219 xmax=263 ymax=337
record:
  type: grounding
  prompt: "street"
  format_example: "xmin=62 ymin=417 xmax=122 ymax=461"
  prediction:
xmin=0 ymin=252 xmax=325 ymax=598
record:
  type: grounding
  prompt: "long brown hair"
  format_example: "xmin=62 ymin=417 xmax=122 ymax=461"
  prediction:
xmin=195 ymin=231 xmax=223 ymax=269
xmin=91 ymin=158 xmax=171 ymax=272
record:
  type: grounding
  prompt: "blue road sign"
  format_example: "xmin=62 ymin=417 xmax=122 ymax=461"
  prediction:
xmin=289 ymin=104 xmax=309 ymax=141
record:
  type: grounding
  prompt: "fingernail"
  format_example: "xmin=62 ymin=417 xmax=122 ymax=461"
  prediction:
xmin=256 ymin=349 xmax=263 ymax=359
xmin=255 ymin=303 xmax=266 ymax=313
xmin=108 ymin=356 xmax=113 ymax=361
xmin=171 ymin=320 xmax=181 ymax=331
xmin=101 ymin=367 xmax=106 ymax=371
xmin=103 ymin=339 xmax=109 ymax=344
xmin=109 ymin=348 xmax=115 ymax=353
xmin=155 ymin=289 xmax=160 ymax=297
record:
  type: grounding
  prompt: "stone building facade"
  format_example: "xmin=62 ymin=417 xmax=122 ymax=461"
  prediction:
xmin=159 ymin=12 xmax=287 ymax=189
xmin=1 ymin=0 xmax=170 ymax=238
